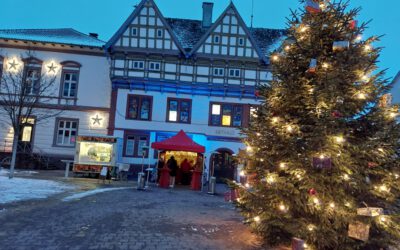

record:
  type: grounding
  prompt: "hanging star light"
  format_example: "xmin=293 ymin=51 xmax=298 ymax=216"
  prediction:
xmin=91 ymin=114 xmax=103 ymax=126
xmin=8 ymin=59 xmax=19 ymax=71
xmin=47 ymin=62 xmax=58 ymax=74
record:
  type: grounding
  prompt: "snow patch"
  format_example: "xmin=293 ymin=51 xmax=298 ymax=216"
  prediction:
xmin=0 ymin=176 xmax=73 ymax=204
xmin=62 ymin=187 xmax=132 ymax=202
xmin=0 ymin=168 xmax=39 ymax=176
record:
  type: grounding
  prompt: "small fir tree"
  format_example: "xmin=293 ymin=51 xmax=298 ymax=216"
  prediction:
xmin=236 ymin=0 xmax=400 ymax=249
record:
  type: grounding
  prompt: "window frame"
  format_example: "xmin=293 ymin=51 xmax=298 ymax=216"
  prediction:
xmin=209 ymin=102 xmax=244 ymax=128
xmin=238 ymin=37 xmax=244 ymax=46
xmin=213 ymin=67 xmax=225 ymax=77
xmin=132 ymin=27 xmax=138 ymax=36
xmin=229 ymin=68 xmax=241 ymax=78
xmin=149 ymin=61 xmax=161 ymax=71
xmin=214 ymin=35 xmax=220 ymax=44
xmin=53 ymin=118 xmax=79 ymax=148
xmin=130 ymin=60 xmax=145 ymax=70
xmin=166 ymin=97 xmax=192 ymax=124
xmin=22 ymin=57 xmax=43 ymax=96
xmin=123 ymin=131 xmax=150 ymax=158
xmin=126 ymin=94 xmax=153 ymax=121
xmin=156 ymin=29 xmax=163 ymax=38
xmin=59 ymin=61 xmax=81 ymax=100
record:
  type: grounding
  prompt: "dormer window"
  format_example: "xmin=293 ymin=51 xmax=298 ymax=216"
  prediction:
xmin=214 ymin=35 xmax=220 ymax=44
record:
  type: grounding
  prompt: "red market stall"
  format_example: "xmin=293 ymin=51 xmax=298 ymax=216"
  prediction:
xmin=151 ymin=130 xmax=205 ymax=190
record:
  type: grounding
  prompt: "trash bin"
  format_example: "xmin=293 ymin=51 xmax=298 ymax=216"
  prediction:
xmin=208 ymin=176 xmax=216 ymax=195
xmin=137 ymin=172 xmax=145 ymax=190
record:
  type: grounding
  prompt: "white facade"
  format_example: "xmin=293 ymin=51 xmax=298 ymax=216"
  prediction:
xmin=0 ymin=39 xmax=111 ymax=161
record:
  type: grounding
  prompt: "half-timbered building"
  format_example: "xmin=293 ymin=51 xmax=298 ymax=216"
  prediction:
xmin=105 ymin=0 xmax=286 ymax=180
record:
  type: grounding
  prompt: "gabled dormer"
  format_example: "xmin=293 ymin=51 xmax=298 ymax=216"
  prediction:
xmin=105 ymin=0 xmax=184 ymax=55
xmin=191 ymin=2 xmax=262 ymax=60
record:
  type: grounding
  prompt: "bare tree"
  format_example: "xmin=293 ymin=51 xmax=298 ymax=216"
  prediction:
xmin=0 ymin=51 xmax=63 ymax=178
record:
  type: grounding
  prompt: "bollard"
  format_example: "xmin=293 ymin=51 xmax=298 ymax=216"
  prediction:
xmin=208 ymin=176 xmax=216 ymax=195
xmin=137 ymin=172 xmax=145 ymax=190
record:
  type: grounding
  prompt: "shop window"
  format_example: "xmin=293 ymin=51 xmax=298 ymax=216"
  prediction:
xmin=167 ymin=98 xmax=192 ymax=123
xmin=124 ymin=133 xmax=149 ymax=157
xmin=55 ymin=118 xmax=78 ymax=147
xmin=60 ymin=61 xmax=81 ymax=98
xmin=210 ymin=103 xmax=243 ymax=127
xmin=126 ymin=95 xmax=152 ymax=120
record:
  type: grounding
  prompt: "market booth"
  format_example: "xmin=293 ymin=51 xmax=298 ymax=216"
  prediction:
xmin=73 ymin=135 xmax=118 ymax=176
xmin=151 ymin=130 xmax=205 ymax=190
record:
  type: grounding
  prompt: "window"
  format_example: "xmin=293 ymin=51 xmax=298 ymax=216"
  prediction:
xmin=167 ymin=98 xmax=192 ymax=123
xmin=229 ymin=69 xmax=241 ymax=78
xmin=126 ymin=95 xmax=152 ymax=120
xmin=0 ymin=56 xmax=3 ymax=79
xmin=149 ymin=61 xmax=161 ymax=71
xmin=132 ymin=27 xmax=138 ymax=36
xmin=55 ymin=119 xmax=78 ymax=147
xmin=24 ymin=68 xmax=41 ymax=95
xmin=157 ymin=29 xmax=163 ymax=38
xmin=60 ymin=61 xmax=81 ymax=99
xmin=238 ymin=38 xmax=244 ymax=46
xmin=124 ymin=133 xmax=149 ymax=157
xmin=22 ymin=57 xmax=42 ymax=95
xmin=130 ymin=61 xmax=144 ymax=69
xmin=214 ymin=35 xmax=220 ymax=43
xmin=213 ymin=68 xmax=224 ymax=77
xmin=62 ymin=72 xmax=78 ymax=98
xmin=210 ymin=103 xmax=243 ymax=127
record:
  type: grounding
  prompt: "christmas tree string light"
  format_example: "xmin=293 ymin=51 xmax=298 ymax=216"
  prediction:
xmin=232 ymin=0 xmax=400 ymax=248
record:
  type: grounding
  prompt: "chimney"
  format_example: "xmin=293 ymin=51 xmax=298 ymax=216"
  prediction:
xmin=202 ymin=2 xmax=213 ymax=29
xmin=89 ymin=33 xmax=99 ymax=39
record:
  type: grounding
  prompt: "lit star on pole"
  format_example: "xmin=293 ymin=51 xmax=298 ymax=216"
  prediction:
xmin=8 ymin=59 xmax=19 ymax=71
xmin=91 ymin=114 xmax=103 ymax=126
xmin=47 ymin=63 xmax=57 ymax=74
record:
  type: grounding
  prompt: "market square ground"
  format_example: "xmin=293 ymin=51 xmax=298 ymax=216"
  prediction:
xmin=0 ymin=172 xmax=261 ymax=250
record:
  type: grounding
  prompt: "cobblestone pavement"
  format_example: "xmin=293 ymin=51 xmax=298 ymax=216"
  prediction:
xmin=0 ymin=176 xmax=261 ymax=250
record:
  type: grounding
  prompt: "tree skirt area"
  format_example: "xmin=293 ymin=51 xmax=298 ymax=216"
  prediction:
xmin=0 ymin=175 xmax=73 ymax=204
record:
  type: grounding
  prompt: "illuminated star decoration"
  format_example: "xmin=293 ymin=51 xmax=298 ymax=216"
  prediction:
xmin=47 ymin=63 xmax=57 ymax=74
xmin=8 ymin=59 xmax=19 ymax=70
xmin=91 ymin=114 xmax=103 ymax=126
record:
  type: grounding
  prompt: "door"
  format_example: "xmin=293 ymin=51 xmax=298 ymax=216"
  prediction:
xmin=18 ymin=118 xmax=35 ymax=153
xmin=211 ymin=149 xmax=235 ymax=183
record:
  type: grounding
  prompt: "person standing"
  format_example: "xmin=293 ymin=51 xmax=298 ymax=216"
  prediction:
xmin=167 ymin=156 xmax=178 ymax=188
xmin=156 ymin=154 xmax=165 ymax=184
xmin=180 ymin=158 xmax=191 ymax=185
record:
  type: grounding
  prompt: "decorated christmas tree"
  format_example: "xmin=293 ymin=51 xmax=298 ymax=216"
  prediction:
xmin=235 ymin=0 xmax=400 ymax=249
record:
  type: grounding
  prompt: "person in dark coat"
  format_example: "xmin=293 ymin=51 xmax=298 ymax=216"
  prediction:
xmin=156 ymin=154 xmax=165 ymax=184
xmin=167 ymin=156 xmax=178 ymax=188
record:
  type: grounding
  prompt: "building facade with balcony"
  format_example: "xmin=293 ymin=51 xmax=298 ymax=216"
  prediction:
xmin=0 ymin=29 xmax=111 ymax=168
xmin=105 ymin=0 xmax=286 ymax=179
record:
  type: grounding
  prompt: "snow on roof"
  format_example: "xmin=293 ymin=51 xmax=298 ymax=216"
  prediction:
xmin=249 ymin=28 xmax=288 ymax=58
xmin=165 ymin=18 xmax=207 ymax=52
xmin=0 ymin=28 xmax=105 ymax=48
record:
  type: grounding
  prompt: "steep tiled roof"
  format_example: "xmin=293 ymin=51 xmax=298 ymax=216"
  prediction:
xmin=0 ymin=28 xmax=105 ymax=48
xmin=165 ymin=18 xmax=207 ymax=52
xmin=249 ymin=28 xmax=288 ymax=58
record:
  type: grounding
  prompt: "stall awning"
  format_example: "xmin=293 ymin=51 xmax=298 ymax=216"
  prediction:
xmin=151 ymin=130 xmax=205 ymax=153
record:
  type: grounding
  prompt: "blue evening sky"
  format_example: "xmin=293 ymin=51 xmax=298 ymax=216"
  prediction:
xmin=1 ymin=0 xmax=399 ymax=79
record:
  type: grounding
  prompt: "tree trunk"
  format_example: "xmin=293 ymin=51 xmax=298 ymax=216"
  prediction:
xmin=9 ymin=134 xmax=19 ymax=179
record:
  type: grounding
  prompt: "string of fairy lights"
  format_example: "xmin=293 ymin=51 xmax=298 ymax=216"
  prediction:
xmin=235 ymin=0 xmax=399 ymax=248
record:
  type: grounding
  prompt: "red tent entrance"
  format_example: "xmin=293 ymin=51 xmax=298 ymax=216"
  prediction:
xmin=151 ymin=130 xmax=205 ymax=153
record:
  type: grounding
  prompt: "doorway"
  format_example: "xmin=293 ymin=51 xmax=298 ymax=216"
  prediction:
xmin=210 ymin=148 xmax=235 ymax=183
